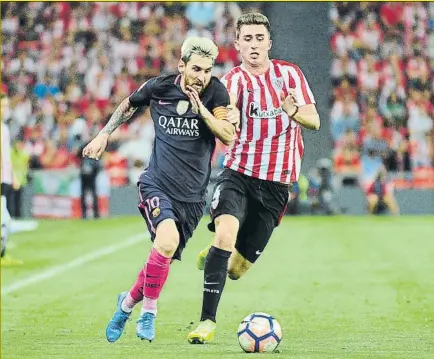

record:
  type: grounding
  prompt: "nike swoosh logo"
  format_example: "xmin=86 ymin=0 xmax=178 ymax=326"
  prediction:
xmin=159 ymin=100 xmax=171 ymax=105
xmin=146 ymin=274 xmax=159 ymax=278
xmin=255 ymin=250 xmax=262 ymax=255
xmin=204 ymin=281 xmax=220 ymax=285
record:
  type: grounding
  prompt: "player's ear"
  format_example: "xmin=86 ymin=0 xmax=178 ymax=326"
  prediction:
xmin=268 ymin=39 xmax=272 ymax=51
xmin=178 ymin=60 xmax=185 ymax=75
xmin=234 ymin=39 xmax=240 ymax=52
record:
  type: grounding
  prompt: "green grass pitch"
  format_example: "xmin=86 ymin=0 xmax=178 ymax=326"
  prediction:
xmin=1 ymin=216 xmax=433 ymax=358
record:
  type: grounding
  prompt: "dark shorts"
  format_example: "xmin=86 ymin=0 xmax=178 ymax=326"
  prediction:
xmin=208 ymin=168 xmax=289 ymax=263
xmin=138 ymin=179 xmax=205 ymax=261
xmin=1 ymin=183 xmax=12 ymax=201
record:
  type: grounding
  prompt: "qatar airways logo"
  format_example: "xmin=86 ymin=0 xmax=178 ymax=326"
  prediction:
xmin=158 ymin=116 xmax=200 ymax=137
xmin=249 ymin=102 xmax=283 ymax=119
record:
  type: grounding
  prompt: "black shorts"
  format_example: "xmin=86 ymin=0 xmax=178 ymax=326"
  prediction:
xmin=138 ymin=179 xmax=205 ymax=261
xmin=208 ymin=168 xmax=288 ymax=263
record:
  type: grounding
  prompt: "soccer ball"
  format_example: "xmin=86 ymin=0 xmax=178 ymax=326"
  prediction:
xmin=237 ymin=312 xmax=282 ymax=353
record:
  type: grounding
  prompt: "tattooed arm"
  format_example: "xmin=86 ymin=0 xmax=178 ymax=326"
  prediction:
xmin=99 ymin=98 xmax=138 ymax=136
xmin=83 ymin=77 xmax=155 ymax=160
xmin=82 ymin=98 xmax=138 ymax=160
xmin=101 ymin=76 xmax=156 ymax=135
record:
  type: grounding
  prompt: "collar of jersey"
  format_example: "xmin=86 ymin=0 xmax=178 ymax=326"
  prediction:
xmin=240 ymin=60 xmax=272 ymax=78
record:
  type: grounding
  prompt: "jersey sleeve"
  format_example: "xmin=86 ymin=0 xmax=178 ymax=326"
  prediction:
xmin=286 ymin=64 xmax=316 ymax=107
xmin=220 ymin=71 xmax=241 ymax=102
xmin=128 ymin=77 xmax=159 ymax=107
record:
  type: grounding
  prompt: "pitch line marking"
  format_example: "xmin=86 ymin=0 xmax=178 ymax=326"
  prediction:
xmin=2 ymin=233 xmax=149 ymax=296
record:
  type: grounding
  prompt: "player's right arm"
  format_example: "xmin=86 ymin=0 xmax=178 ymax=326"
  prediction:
xmin=226 ymin=94 xmax=240 ymax=132
xmin=280 ymin=64 xmax=320 ymax=131
xmin=220 ymin=72 xmax=242 ymax=131
xmin=187 ymin=85 xmax=236 ymax=146
xmin=82 ymin=98 xmax=138 ymax=160
xmin=83 ymin=78 xmax=156 ymax=160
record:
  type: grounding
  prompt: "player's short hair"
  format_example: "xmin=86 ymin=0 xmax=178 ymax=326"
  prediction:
xmin=236 ymin=13 xmax=271 ymax=39
xmin=181 ymin=37 xmax=219 ymax=64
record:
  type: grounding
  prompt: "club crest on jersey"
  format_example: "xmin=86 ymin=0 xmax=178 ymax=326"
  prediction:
xmin=273 ymin=77 xmax=284 ymax=90
xmin=249 ymin=102 xmax=283 ymax=119
xmin=152 ymin=207 xmax=160 ymax=218
xmin=176 ymin=100 xmax=189 ymax=115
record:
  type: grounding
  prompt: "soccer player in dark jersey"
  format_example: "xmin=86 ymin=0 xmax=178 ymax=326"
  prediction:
xmin=83 ymin=37 xmax=239 ymax=343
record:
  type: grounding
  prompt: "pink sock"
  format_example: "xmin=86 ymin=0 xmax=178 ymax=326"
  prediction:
xmin=142 ymin=248 xmax=171 ymax=312
xmin=129 ymin=267 xmax=146 ymax=303
xmin=120 ymin=267 xmax=146 ymax=312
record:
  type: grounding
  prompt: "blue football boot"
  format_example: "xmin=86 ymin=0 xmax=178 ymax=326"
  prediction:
xmin=136 ymin=312 xmax=156 ymax=342
xmin=105 ymin=291 xmax=131 ymax=342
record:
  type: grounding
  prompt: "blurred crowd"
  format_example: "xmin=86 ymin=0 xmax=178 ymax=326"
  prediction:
xmin=329 ymin=2 xmax=434 ymax=188
xmin=1 ymin=2 xmax=262 ymax=187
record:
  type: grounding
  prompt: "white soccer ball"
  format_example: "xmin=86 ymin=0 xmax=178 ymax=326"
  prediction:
xmin=237 ymin=312 xmax=283 ymax=353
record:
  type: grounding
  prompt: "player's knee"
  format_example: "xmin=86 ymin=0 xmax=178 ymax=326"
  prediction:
xmin=214 ymin=215 xmax=238 ymax=251
xmin=154 ymin=220 xmax=180 ymax=257
xmin=154 ymin=234 xmax=179 ymax=257
xmin=214 ymin=230 xmax=236 ymax=251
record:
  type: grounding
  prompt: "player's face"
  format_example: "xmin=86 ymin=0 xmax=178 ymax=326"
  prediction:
xmin=179 ymin=54 xmax=213 ymax=94
xmin=235 ymin=25 xmax=272 ymax=67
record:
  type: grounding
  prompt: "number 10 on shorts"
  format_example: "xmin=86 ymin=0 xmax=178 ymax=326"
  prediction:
xmin=141 ymin=196 xmax=160 ymax=233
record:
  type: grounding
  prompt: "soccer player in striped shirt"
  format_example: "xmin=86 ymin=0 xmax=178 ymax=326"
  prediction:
xmin=188 ymin=13 xmax=320 ymax=344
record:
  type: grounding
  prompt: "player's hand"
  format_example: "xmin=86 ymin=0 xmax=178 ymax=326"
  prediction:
xmin=186 ymin=85 xmax=208 ymax=117
xmin=12 ymin=175 xmax=20 ymax=191
xmin=82 ymin=133 xmax=109 ymax=160
xmin=280 ymin=89 xmax=299 ymax=118
xmin=226 ymin=104 xmax=240 ymax=132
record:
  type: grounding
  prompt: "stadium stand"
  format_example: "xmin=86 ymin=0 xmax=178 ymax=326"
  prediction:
xmin=2 ymin=1 xmax=432 ymax=218
xmin=1 ymin=2 xmax=257 ymax=187
xmin=329 ymin=2 xmax=434 ymax=189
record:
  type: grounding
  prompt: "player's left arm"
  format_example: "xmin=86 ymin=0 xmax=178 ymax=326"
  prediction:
xmin=281 ymin=90 xmax=320 ymax=131
xmin=186 ymin=85 xmax=237 ymax=146
xmin=281 ymin=67 xmax=320 ymax=131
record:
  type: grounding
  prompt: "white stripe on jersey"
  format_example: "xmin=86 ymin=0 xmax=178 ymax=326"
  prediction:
xmin=222 ymin=70 xmax=247 ymax=170
xmin=245 ymin=73 xmax=260 ymax=176
xmin=269 ymin=63 xmax=290 ymax=183
xmin=287 ymin=66 xmax=304 ymax=105
xmin=285 ymin=124 xmax=297 ymax=184
xmin=257 ymin=74 xmax=272 ymax=179
xmin=303 ymin=72 xmax=315 ymax=102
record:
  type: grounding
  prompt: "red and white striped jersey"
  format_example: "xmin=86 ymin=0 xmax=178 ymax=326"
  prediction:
xmin=220 ymin=59 xmax=316 ymax=184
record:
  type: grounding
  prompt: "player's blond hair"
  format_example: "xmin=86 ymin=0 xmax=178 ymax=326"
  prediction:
xmin=181 ymin=37 xmax=219 ymax=64
xmin=236 ymin=13 xmax=271 ymax=39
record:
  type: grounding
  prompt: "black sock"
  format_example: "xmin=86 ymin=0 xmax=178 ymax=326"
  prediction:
xmin=200 ymin=246 xmax=231 ymax=323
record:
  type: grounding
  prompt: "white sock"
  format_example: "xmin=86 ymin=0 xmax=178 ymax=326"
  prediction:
xmin=120 ymin=297 xmax=133 ymax=313
xmin=140 ymin=297 xmax=157 ymax=316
